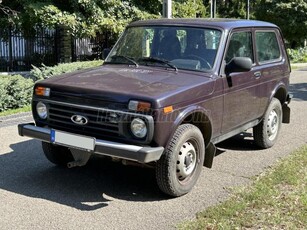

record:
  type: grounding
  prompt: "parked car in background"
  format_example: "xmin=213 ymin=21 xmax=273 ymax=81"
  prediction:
xmin=19 ymin=19 xmax=292 ymax=197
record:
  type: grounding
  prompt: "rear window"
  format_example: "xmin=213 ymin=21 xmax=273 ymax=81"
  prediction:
xmin=255 ymin=31 xmax=281 ymax=63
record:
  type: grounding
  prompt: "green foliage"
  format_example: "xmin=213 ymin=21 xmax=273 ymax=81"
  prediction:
xmin=1 ymin=0 xmax=159 ymax=37
xmin=173 ymin=0 xmax=207 ymax=18
xmin=214 ymin=0 xmax=250 ymax=18
xmin=255 ymin=0 xmax=307 ymax=48
xmin=0 ymin=75 xmax=34 ymax=112
xmin=1 ymin=0 xmax=210 ymax=37
xmin=0 ymin=60 xmax=103 ymax=112
xmin=29 ymin=60 xmax=103 ymax=81
xmin=287 ymin=47 xmax=307 ymax=63
xmin=130 ymin=0 xmax=162 ymax=15
xmin=0 ymin=105 xmax=31 ymax=117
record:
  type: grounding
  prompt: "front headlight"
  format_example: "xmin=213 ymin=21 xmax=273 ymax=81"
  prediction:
xmin=130 ymin=118 xmax=147 ymax=138
xmin=36 ymin=101 xmax=48 ymax=119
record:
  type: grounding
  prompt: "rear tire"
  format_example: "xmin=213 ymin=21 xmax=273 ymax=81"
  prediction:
xmin=253 ymin=98 xmax=282 ymax=148
xmin=155 ymin=124 xmax=205 ymax=197
xmin=42 ymin=142 xmax=73 ymax=166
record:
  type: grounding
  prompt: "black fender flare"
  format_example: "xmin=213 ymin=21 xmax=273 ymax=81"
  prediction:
xmin=166 ymin=105 xmax=215 ymax=168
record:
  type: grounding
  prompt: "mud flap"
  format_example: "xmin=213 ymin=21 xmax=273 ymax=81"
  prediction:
xmin=204 ymin=142 xmax=216 ymax=168
xmin=282 ymin=104 xmax=290 ymax=124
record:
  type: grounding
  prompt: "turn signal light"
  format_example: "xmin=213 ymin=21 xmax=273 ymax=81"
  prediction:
xmin=163 ymin=106 xmax=173 ymax=114
xmin=35 ymin=86 xmax=50 ymax=97
xmin=128 ymin=100 xmax=151 ymax=112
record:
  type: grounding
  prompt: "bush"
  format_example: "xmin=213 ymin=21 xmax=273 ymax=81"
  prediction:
xmin=0 ymin=60 xmax=103 ymax=112
xmin=287 ymin=47 xmax=307 ymax=63
xmin=30 ymin=60 xmax=103 ymax=81
xmin=0 ymin=75 xmax=34 ymax=112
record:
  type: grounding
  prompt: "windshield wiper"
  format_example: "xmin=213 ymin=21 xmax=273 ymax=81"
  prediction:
xmin=139 ymin=57 xmax=178 ymax=71
xmin=106 ymin=55 xmax=138 ymax=67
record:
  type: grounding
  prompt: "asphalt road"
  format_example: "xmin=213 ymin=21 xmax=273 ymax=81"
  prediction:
xmin=0 ymin=70 xmax=306 ymax=230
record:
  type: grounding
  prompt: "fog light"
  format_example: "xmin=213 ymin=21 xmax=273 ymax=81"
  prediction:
xmin=36 ymin=101 xmax=48 ymax=119
xmin=130 ymin=118 xmax=147 ymax=138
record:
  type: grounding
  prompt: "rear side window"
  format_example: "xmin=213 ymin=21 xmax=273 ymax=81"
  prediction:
xmin=256 ymin=31 xmax=281 ymax=63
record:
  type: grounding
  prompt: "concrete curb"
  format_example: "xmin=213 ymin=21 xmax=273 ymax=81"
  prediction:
xmin=0 ymin=112 xmax=32 ymax=128
xmin=0 ymin=112 xmax=32 ymax=121
xmin=291 ymin=63 xmax=307 ymax=69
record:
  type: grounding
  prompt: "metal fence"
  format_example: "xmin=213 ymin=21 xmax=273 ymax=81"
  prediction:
xmin=0 ymin=28 xmax=58 ymax=72
xmin=0 ymin=28 xmax=114 ymax=72
xmin=72 ymin=32 xmax=113 ymax=62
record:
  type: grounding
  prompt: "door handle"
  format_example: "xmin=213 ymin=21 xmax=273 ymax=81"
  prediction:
xmin=254 ymin=71 xmax=262 ymax=79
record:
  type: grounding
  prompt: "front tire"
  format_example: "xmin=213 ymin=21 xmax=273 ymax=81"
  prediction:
xmin=155 ymin=124 xmax=205 ymax=197
xmin=42 ymin=142 xmax=73 ymax=166
xmin=253 ymin=98 xmax=282 ymax=148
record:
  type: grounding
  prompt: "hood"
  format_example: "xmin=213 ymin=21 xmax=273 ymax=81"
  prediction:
xmin=38 ymin=65 xmax=215 ymax=108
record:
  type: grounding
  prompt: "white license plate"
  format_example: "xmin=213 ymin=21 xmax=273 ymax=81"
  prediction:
xmin=50 ymin=130 xmax=95 ymax=151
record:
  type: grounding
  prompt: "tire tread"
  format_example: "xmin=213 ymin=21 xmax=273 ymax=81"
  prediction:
xmin=253 ymin=98 xmax=282 ymax=149
xmin=156 ymin=124 xmax=204 ymax=197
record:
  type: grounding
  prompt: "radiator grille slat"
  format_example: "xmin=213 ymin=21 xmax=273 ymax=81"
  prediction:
xmin=47 ymin=102 xmax=121 ymax=139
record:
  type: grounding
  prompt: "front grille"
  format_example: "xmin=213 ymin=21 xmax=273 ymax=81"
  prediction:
xmin=47 ymin=102 xmax=122 ymax=140
xmin=50 ymin=91 xmax=127 ymax=110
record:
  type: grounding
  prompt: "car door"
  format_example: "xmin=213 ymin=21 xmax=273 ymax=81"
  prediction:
xmin=221 ymin=29 xmax=261 ymax=133
xmin=253 ymin=29 xmax=290 ymax=116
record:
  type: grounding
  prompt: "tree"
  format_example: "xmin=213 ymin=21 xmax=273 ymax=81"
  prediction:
xmin=201 ymin=0 xmax=260 ymax=19
xmin=255 ymin=0 xmax=307 ymax=48
xmin=173 ymin=0 xmax=208 ymax=18
xmin=0 ymin=0 xmax=18 ymax=25
xmin=0 ymin=0 xmax=210 ymax=38
xmin=0 ymin=0 xmax=158 ymax=37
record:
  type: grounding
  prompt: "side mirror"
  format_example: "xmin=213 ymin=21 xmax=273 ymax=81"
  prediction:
xmin=225 ymin=57 xmax=252 ymax=75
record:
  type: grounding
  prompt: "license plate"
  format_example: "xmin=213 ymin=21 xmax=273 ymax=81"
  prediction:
xmin=50 ymin=130 xmax=95 ymax=151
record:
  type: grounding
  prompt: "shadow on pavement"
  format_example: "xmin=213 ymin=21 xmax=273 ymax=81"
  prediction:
xmin=216 ymin=131 xmax=260 ymax=152
xmin=1 ymin=130 xmax=273 ymax=211
xmin=0 ymin=139 xmax=164 ymax=211
xmin=289 ymin=83 xmax=307 ymax=101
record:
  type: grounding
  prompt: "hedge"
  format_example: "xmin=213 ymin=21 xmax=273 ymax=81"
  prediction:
xmin=0 ymin=75 xmax=34 ymax=112
xmin=0 ymin=60 xmax=103 ymax=112
xmin=30 ymin=60 xmax=103 ymax=81
xmin=287 ymin=47 xmax=307 ymax=63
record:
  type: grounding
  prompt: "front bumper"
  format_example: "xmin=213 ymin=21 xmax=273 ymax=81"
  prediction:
xmin=18 ymin=123 xmax=164 ymax=163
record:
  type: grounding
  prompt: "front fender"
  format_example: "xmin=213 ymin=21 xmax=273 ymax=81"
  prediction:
xmin=167 ymin=105 xmax=212 ymax=146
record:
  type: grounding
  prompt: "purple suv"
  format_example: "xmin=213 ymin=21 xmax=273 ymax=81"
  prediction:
xmin=19 ymin=19 xmax=292 ymax=197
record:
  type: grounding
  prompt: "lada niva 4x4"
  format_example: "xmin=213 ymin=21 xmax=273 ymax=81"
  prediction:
xmin=19 ymin=19 xmax=292 ymax=197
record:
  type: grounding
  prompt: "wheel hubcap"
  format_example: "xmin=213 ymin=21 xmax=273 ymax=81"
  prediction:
xmin=176 ymin=141 xmax=197 ymax=180
xmin=267 ymin=110 xmax=279 ymax=140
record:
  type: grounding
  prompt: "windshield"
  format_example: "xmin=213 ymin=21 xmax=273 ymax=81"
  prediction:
xmin=105 ymin=26 xmax=222 ymax=72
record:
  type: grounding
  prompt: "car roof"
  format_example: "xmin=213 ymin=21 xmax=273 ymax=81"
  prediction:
xmin=129 ymin=18 xmax=278 ymax=30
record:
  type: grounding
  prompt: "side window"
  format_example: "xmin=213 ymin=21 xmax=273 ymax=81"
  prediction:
xmin=256 ymin=31 xmax=281 ymax=63
xmin=225 ymin=31 xmax=253 ymax=63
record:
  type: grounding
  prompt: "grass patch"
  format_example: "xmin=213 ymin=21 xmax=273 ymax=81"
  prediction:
xmin=178 ymin=145 xmax=307 ymax=230
xmin=0 ymin=105 xmax=31 ymax=117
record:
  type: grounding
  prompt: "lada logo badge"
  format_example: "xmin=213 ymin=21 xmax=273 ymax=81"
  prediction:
xmin=71 ymin=115 xmax=88 ymax=125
